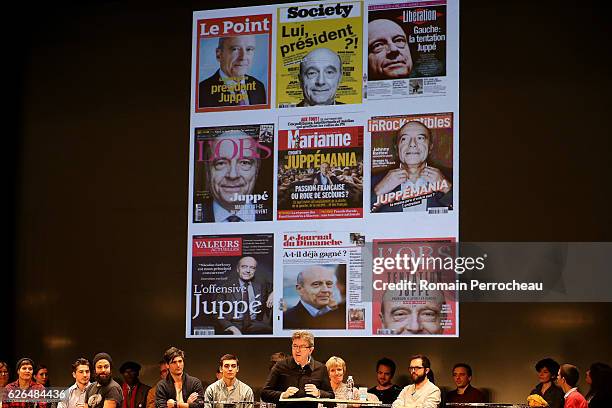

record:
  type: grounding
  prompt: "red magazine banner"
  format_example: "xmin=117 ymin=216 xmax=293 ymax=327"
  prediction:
xmin=193 ymin=237 xmax=243 ymax=257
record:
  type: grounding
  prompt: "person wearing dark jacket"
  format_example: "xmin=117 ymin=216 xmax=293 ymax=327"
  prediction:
xmin=261 ymin=331 xmax=333 ymax=408
xmin=529 ymin=358 xmax=564 ymax=408
xmin=156 ymin=348 xmax=204 ymax=408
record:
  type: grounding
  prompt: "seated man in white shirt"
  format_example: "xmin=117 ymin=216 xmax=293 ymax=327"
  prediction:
xmin=204 ymin=354 xmax=253 ymax=408
xmin=392 ymin=355 xmax=440 ymax=408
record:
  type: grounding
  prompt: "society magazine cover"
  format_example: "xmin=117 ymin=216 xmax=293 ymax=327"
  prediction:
xmin=276 ymin=1 xmax=363 ymax=107
xmin=190 ymin=234 xmax=274 ymax=336
xmin=193 ymin=123 xmax=274 ymax=223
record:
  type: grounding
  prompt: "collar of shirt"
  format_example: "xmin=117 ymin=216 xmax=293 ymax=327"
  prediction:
xmin=219 ymin=70 xmax=245 ymax=85
xmin=213 ymin=200 xmax=256 ymax=222
xmin=564 ymin=387 xmax=578 ymax=398
xmin=301 ymin=300 xmax=331 ymax=317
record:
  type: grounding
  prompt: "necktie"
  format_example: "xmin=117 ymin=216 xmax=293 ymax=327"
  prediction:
xmin=242 ymin=282 xmax=251 ymax=324
xmin=226 ymin=215 xmax=242 ymax=222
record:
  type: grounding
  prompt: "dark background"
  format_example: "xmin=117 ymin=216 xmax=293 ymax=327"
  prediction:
xmin=5 ymin=0 xmax=612 ymax=403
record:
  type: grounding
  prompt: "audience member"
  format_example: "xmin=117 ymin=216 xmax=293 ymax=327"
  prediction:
xmin=58 ymin=358 xmax=91 ymax=408
xmin=556 ymin=364 xmax=587 ymax=408
xmin=146 ymin=361 xmax=168 ymax=408
xmin=155 ymin=347 xmax=204 ymax=408
xmin=367 ymin=358 xmax=402 ymax=405
xmin=392 ymin=355 xmax=440 ymax=408
xmin=204 ymin=354 xmax=253 ymax=408
xmin=34 ymin=364 xmax=49 ymax=387
xmin=120 ymin=362 xmax=151 ymax=408
xmin=85 ymin=353 xmax=123 ymax=408
xmin=5 ymin=358 xmax=46 ymax=408
xmin=446 ymin=363 xmax=486 ymax=403
xmin=0 ymin=361 xmax=9 ymax=387
xmin=585 ymin=362 xmax=612 ymax=407
xmin=529 ymin=358 xmax=564 ymax=408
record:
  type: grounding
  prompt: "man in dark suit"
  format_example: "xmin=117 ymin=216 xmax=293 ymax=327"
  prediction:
xmin=200 ymin=129 xmax=272 ymax=223
xmin=198 ymin=35 xmax=267 ymax=108
xmin=371 ymin=121 xmax=452 ymax=212
xmin=312 ymin=162 xmax=339 ymax=186
xmin=283 ymin=265 xmax=346 ymax=330
xmin=217 ymin=256 xmax=273 ymax=334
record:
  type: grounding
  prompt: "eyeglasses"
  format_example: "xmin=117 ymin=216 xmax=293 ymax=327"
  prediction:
xmin=292 ymin=345 xmax=312 ymax=350
xmin=408 ymin=366 xmax=424 ymax=371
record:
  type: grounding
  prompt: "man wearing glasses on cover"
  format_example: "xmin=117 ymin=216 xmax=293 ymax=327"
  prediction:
xmin=391 ymin=355 xmax=440 ymax=408
xmin=261 ymin=331 xmax=333 ymax=408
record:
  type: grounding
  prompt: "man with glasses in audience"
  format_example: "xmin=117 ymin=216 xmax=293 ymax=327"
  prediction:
xmin=392 ymin=355 xmax=440 ymax=408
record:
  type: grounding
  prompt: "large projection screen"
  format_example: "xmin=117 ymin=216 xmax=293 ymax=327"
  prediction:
xmin=187 ymin=0 xmax=459 ymax=338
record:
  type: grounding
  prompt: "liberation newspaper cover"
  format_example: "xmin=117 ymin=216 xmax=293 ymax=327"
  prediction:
xmin=276 ymin=1 xmax=363 ymax=107
xmin=367 ymin=0 xmax=447 ymax=99
xmin=193 ymin=124 xmax=274 ymax=223
xmin=281 ymin=231 xmax=366 ymax=334
xmin=190 ymin=234 xmax=274 ymax=336
xmin=195 ymin=14 xmax=272 ymax=112
xmin=369 ymin=112 xmax=453 ymax=214
xmin=278 ymin=113 xmax=364 ymax=220
xmin=371 ymin=238 xmax=458 ymax=336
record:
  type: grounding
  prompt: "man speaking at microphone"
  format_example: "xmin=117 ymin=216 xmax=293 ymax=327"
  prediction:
xmin=261 ymin=331 xmax=333 ymax=408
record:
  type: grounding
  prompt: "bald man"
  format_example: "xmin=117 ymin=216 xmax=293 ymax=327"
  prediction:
xmin=202 ymin=129 xmax=267 ymax=222
xmin=283 ymin=265 xmax=346 ymax=330
xmin=379 ymin=288 xmax=446 ymax=335
xmin=297 ymin=48 xmax=343 ymax=106
xmin=368 ymin=19 xmax=413 ymax=80
xmin=217 ymin=256 xmax=273 ymax=335
xmin=371 ymin=121 xmax=452 ymax=212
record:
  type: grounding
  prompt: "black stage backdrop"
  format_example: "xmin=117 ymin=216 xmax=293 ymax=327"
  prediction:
xmin=6 ymin=0 xmax=612 ymax=403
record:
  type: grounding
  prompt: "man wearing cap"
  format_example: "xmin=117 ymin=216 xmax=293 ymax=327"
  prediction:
xmin=85 ymin=353 xmax=123 ymax=408
xmin=120 ymin=362 xmax=151 ymax=408
xmin=4 ymin=358 xmax=46 ymax=408
xmin=156 ymin=347 xmax=204 ymax=408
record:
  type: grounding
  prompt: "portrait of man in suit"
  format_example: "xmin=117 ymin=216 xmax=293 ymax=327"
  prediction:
xmin=371 ymin=121 xmax=452 ymax=212
xmin=283 ymin=265 xmax=346 ymax=330
xmin=198 ymin=35 xmax=267 ymax=108
xmin=201 ymin=129 xmax=271 ymax=222
xmin=217 ymin=256 xmax=273 ymax=335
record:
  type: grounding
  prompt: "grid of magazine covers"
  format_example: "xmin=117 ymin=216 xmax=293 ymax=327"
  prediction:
xmin=188 ymin=0 xmax=459 ymax=337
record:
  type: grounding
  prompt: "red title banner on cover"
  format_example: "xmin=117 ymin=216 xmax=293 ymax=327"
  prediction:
xmin=198 ymin=15 xmax=272 ymax=38
xmin=193 ymin=237 xmax=242 ymax=257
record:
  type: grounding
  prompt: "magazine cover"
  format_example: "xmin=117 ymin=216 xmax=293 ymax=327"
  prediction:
xmin=281 ymin=231 xmax=366 ymax=333
xmin=367 ymin=0 xmax=447 ymax=99
xmin=276 ymin=1 xmax=363 ymax=107
xmin=190 ymin=234 xmax=274 ymax=336
xmin=195 ymin=14 xmax=272 ymax=111
xmin=371 ymin=238 xmax=458 ymax=336
xmin=193 ymin=124 xmax=274 ymax=223
xmin=278 ymin=113 xmax=363 ymax=220
xmin=369 ymin=112 xmax=453 ymax=214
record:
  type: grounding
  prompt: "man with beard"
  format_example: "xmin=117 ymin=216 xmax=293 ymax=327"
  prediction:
xmin=85 ymin=353 xmax=123 ymax=408
xmin=120 ymin=362 xmax=151 ymax=408
xmin=391 ymin=355 xmax=440 ymax=408
xmin=367 ymin=358 xmax=402 ymax=405
xmin=155 ymin=347 xmax=204 ymax=408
